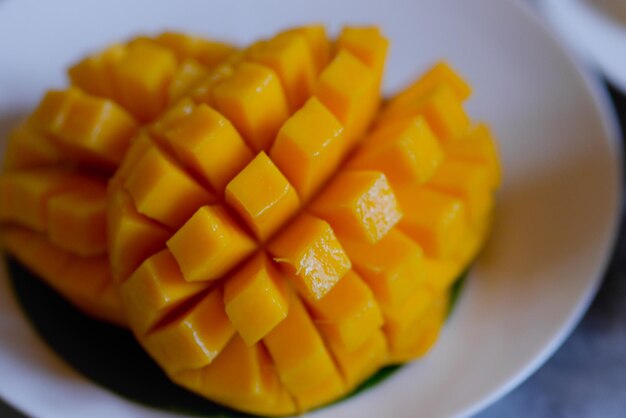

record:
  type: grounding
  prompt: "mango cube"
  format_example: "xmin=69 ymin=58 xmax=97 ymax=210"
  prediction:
xmin=167 ymin=205 xmax=257 ymax=282
xmin=162 ymin=103 xmax=254 ymax=193
xmin=174 ymin=335 xmax=296 ymax=416
xmin=263 ymin=293 xmax=343 ymax=395
xmin=113 ymin=40 xmax=178 ymax=121
xmin=340 ymin=228 xmax=424 ymax=311
xmin=381 ymin=85 xmax=470 ymax=141
xmin=268 ymin=214 xmax=351 ymax=300
xmin=396 ymin=186 xmax=467 ymax=258
xmin=441 ymin=123 xmax=502 ymax=188
xmin=337 ymin=26 xmax=389 ymax=85
xmin=120 ymin=249 xmax=209 ymax=335
xmin=28 ymin=89 xmax=80 ymax=134
xmin=68 ymin=44 xmax=125 ymax=100
xmin=0 ymin=168 xmax=85 ymax=232
xmin=107 ymin=188 xmax=172 ymax=283
xmin=422 ymin=258 xmax=459 ymax=293
xmin=153 ymin=32 xmax=235 ymax=67
xmin=53 ymin=89 xmax=138 ymax=166
xmin=427 ymin=160 xmax=492 ymax=221
xmin=168 ymin=59 xmax=209 ymax=104
xmin=328 ymin=329 xmax=388 ymax=387
xmin=384 ymin=61 xmax=472 ymax=120
xmin=3 ymin=123 xmax=63 ymax=171
xmin=212 ymin=62 xmax=289 ymax=151
xmin=349 ymin=117 xmax=444 ymax=186
xmin=225 ymin=152 xmax=300 ymax=241
xmin=248 ymin=32 xmax=316 ymax=111
xmin=386 ymin=293 xmax=448 ymax=363
xmin=190 ymin=63 xmax=236 ymax=106
xmin=281 ymin=25 xmax=330 ymax=74
xmin=47 ymin=179 xmax=108 ymax=256
xmin=383 ymin=286 xmax=434 ymax=341
xmin=59 ymin=255 xmax=125 ymax=326
xmin=310 ymin=170 xmax=402 ymax=244
xmin=224 ymin=253 xmax=289 ymax=345
xmin=123 ymin=144 xmax=215 ymax=228
xmin=270 ymin=97 xmax=346 ymax=202
xmin=142 ymin=288 xmax=235 ymax=374
xmin=303 ymin=270 xmax=383 ymax=351
xmin=315 ymin=50 xmax=378 ymax=146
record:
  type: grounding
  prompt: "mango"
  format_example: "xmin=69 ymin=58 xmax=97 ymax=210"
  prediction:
xmin=225 ymin=151 xmax=300 ymax=241
xmin=141 ymin=287 xmax=234 ymax=375
xmin=223 ymin=252 xmax=289 ymax=345
xmin=268 ymin=213 xmax=351 ymax=300
xmin=247 ymin=32 xmax=316 ymax=111
xmin=270 ymin=97 xmax=345 ymax=202
xmin=212 ymin=62 xmax=289 ymax=151
xmin=349 ymin=116 xmax=444 ymax=186
xmin=316 ymin=49 xmax=378 ymax=147
xmin=166 ymin=205 xmax=257 ymax=282
xmin=0 ymin=25 xmax=502 ymax=416
xmin=310 ymin=170 xmax=402 ymax=244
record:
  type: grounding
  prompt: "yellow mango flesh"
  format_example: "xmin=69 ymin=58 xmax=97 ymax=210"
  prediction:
xmin=281 ymin=25 xmax=330 ymax=74
xmin=47 ymin=180 xmax=108 ymax=256
xmin=441 ymin=123 xmax=502 ymax=189
xmin=225 ymin=151 xmax=301 ymax=241
xmin=0 ymin=168 xmax=87 ymax=232
xmin=160 ymin=103 xmax=254 ymax=193
xmin=120 ymin=249 xmax=209 ymax=334
xmin=173 ymin=335 xmax=297 ymax=415
xmin=340 ymin=228 xmax=424 ymax=311
xmin=349 ymin=116 xmax=444 ymax=186
xmin=0 ymin=226 xmax=124 ymax=326
xmin=212 ymin=62 xmax=289 ymax=151
xmin=123 ymin=143 xmax=215 ymax=228
xmin=383 ymin=61 xmax=472 ymax=120
xmin=310 ymin=170 xmax=403 ymax=244
xmin=337 ymin=26 xmax=389 ymax=86
xmin=380 ymin=85 xmax=470 ymax=141
xmin=328 ymin=328 xmax=388 ymax=387
xmin=270 ymin=97 xmax=346 ymax=202
xmin=68 ymin=44 xmax=125 ymax=101
xmin=263 ymin=292 xmax=344 ymax=402
xmin=223 ymin=252 xmax=289 ymax=345
xmin=268 ymin=213 xmax=351 ymax=300
xmin=141 ymin=287 xmax=234 ymax=375
xmin=167 ymin=59 xmax=209 ymax=104
xmin=2 ymin=123 xmax=63 ymax=171
xmin=107 ymin=188 xmax=172 ymax=283
xmin=428 ymin=160 xmax=492 ymax=222
xmin=395 ymin=186 xmax=467 ymax=259
xmin=152 ymin=32 xmax=235 ymax=67
xmin=0 ymin=25 xmax=502 ymax=416
xmin=302 ymin=269 xmax=383 ymax=351
xmin=112 ymin=40 xmax=178 ymax=122
xmin=247 ymin=32 xmax=316 ymax=111
xmin=52 ymin=91 xmax=138 ymax=166
xmin=316 ymin=49 xmax=378 ymax=147
xmin=166 ymin=205 xmax=257 ymax=282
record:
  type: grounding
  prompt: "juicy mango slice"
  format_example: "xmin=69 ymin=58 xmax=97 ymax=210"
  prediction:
xmin=0 ymin=25 xmax=502 ymax=416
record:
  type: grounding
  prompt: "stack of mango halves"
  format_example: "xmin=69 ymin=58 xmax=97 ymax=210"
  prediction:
xmin=0 ymin=25 xmax=500 ymax=415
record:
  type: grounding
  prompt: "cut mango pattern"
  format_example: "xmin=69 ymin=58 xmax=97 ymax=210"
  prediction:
xmin=0 ymin=25 xmax=500 ymax=416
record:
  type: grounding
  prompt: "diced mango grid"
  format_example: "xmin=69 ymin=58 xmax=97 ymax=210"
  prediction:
xmin=0 ymin=26 xmax=500 ymax=415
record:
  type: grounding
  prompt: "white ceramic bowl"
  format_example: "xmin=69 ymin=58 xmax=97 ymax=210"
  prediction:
xmin=0 ymin=0 xmax=621 ymax=417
